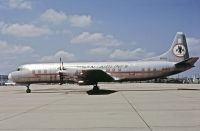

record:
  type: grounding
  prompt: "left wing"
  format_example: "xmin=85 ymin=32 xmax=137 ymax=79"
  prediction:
xmin=59 ymin=68 xmax=115 ymax=85
xmin=78 ymin=69 xmax=115 ymax=85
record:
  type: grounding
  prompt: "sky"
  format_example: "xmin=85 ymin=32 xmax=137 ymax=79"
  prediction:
xmin=0 ymin=0 xmax=200 ymax=77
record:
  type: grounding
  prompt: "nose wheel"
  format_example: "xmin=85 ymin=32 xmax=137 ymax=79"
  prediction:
xmin=26 ymin=85 xmax=31 ymax=93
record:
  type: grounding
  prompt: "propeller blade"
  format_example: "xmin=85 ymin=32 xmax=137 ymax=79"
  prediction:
xmin=59 ymin=57 xmax=64 ymax=85
xmin=62 ymin=62 xmax=64 ymax=70
xmin=60 ymin=57 xmax=62 ymax=70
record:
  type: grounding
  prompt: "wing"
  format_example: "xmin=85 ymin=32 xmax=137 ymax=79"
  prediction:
xmin=78 ymin=69 xmax=115 ymax=85
xmin=59 ymin=68 xmax=115 ymax=85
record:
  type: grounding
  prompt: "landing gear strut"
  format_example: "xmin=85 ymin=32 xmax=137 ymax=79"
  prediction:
xmin=26 ymin=85 xmax=31 ymax=93
xmin=92 ymin=83 xmax=100 ymax=92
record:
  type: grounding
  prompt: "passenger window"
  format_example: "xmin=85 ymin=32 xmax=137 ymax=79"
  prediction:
xmin=44 ymin=70 xmax=47 ymax=74
xmin=32 ymin=70 xmax=35 ymax=74
xmin=38 ymin=70 xmax=41 ymax=74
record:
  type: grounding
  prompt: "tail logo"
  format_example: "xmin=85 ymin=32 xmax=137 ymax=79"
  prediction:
xmin=173 ymin=44 xmax=186 ymax=57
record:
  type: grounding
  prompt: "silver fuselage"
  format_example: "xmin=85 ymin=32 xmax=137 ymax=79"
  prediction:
xmin=8 ymin=60 xmax=190 ymax=85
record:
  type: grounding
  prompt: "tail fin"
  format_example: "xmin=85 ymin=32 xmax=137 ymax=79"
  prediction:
xmin=146 ymin=32 xmax=189 ymax=62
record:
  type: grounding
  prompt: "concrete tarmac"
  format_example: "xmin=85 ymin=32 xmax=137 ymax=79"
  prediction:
xmin=0 ymin=83 xmax=200 ymax=131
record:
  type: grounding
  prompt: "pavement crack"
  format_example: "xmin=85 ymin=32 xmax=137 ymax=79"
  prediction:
xmin=120 ymin=92 xmax=153 ymax=131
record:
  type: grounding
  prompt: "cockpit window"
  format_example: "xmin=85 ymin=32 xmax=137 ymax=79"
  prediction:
xmin=17 ymin=67 xmax=25 ymax=71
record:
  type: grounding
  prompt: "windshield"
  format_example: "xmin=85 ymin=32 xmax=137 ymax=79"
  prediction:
xmin=17 ymin=67 xmax=25 ymax=71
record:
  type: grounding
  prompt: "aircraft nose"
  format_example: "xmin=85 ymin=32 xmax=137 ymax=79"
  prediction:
xmin=8 ymin=73 xmax=13 ymax=81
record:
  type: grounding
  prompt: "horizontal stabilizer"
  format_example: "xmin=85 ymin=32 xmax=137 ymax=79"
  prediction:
xmin=175 ymin=57 xmax=199 ymax=67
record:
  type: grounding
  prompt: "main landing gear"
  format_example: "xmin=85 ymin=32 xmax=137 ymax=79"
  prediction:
xmin=26 ymin=85 xmax=31 ymax=93
xmin=92 ymin=83 xmax=100 ymax=92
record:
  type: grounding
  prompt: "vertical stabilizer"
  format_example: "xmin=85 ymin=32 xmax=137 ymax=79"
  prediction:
xmin=146 ymin=32 xmax=189 ymax=62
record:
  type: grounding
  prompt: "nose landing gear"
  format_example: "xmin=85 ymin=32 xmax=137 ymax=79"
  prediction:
xmin=26 ymin=85 xmax=31 ymax=93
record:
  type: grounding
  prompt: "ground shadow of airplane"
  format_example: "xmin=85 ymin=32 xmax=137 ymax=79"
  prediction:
xmin=86 ymin=89 xmax=117 ymax=95
xmin=15 ymin=86 xmax=200 ymax=95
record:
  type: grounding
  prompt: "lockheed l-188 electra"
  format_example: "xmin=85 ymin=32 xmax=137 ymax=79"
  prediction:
xmin=8 ymin=32 xmax=199 ymax=93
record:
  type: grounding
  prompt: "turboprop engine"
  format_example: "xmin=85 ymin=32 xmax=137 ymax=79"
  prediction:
xmin=58 ymin=68 xmax=82 ymax=84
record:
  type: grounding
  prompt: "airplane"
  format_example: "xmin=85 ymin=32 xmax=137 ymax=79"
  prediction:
xmin=8 ymin=32 xmax=199 ymax=93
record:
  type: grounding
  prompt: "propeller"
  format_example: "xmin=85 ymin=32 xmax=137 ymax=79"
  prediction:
xmin=60 ymin=58 xmax=62 ymax=70
xmin=59 ymin=57 xmax=64 ymax=85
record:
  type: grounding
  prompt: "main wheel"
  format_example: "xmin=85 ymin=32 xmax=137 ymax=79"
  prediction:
xmin=93 ymin=85 xmax=99 ymax=92
xmin=26 ymin=88 xmax=31 ymax=93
